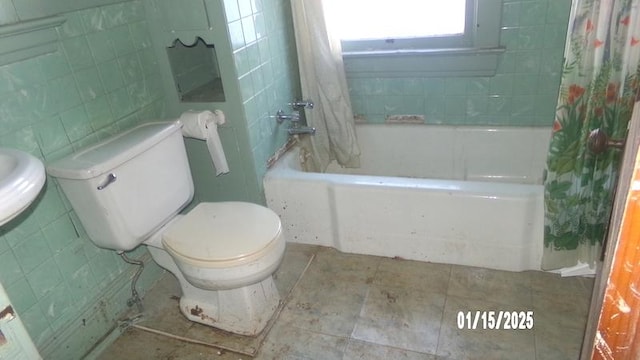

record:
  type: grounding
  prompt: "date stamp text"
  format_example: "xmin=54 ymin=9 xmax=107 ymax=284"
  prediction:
xmin=457 ymin=311 xmax=534 ymax=330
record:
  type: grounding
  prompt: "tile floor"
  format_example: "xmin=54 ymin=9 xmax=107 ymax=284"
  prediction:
xmin=98 ymin=244 xmax=594 ymax=360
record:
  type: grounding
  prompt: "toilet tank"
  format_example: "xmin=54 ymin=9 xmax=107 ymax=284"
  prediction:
xmin=47 ymin=121 xmax=194 ymax=251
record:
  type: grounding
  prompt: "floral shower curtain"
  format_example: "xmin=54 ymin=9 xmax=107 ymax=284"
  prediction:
xmin=543 ymin=0 xmax=640 ymax=270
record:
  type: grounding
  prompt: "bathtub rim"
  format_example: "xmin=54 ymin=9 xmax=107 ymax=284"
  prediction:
xmin=265 ymin=147 xmax=544 ymax=198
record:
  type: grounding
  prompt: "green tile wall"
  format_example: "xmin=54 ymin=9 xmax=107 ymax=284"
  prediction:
xmin=0 ymin=0 xmax=299 ymax=356
xmin=224 ymin=0 xmax=300 ymax=197
xmin=146 ymin=0 xmax=266 ymax=206
xmin=348 ymin=0 xmax=571 ymax=126
xmin=0 ymin=1 xmax=166 ymax=358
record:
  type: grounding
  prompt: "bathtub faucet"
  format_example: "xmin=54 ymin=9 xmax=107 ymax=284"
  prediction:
xmin=288 ymin=126 xmax=316 ymax=135
xmin=274 ymin=110 xmax=300 ymax=124
xmin=273 ymin=110 xmax=316 ymax=136
xmin=288 ymin=99 xmax=314 ymax=110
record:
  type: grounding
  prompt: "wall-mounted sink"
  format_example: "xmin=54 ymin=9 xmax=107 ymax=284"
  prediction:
xmin=0 ymin=148 xmax=46 ymax=227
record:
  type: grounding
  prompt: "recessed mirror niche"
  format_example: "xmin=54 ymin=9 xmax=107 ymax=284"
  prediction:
xmin=166 ymin=37 xmax=225 ymax=102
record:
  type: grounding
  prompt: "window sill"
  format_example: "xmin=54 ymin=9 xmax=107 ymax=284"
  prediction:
xmin=342 ymin=46 xmax=506 ymax=78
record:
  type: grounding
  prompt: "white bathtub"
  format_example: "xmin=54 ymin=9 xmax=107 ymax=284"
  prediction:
xmin=264 ymin=124 xmax=550 ymax=271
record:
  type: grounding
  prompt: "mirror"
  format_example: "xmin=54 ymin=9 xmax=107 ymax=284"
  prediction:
xmin=166 ymin=37 xmax=225 ymax=103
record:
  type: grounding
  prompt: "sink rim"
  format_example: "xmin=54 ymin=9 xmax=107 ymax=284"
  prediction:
xmin=0 ymin=148 xmax=46 ymax=227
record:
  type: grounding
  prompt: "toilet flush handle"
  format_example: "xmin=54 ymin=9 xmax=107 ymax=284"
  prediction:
xmin=97 ymin=173 xmax=117 ymax=190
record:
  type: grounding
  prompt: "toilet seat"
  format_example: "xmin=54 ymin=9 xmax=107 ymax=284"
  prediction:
xmin=162 ymin=202 xmax=283 ymax=269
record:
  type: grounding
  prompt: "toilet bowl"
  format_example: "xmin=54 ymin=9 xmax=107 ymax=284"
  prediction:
xmin=159 ymin=202 xmax=285 ymax=290
xmin=46 ymin=121 xmax=285 ymax=335
xmin=144 ymin=202 xmax=285 ymax=334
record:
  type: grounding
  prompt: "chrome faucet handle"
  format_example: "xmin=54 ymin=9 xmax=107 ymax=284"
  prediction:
xmin=289 ymin=99 xmax=314 ymax=110
xmin=272 ymin=110 xmax=300 ymax=124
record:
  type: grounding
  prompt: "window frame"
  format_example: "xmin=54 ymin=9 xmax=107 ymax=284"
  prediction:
xmin=339 ymin=0 xmax=505 ymax=78
xmin=340 ymin=0 xmax=476 ymax=53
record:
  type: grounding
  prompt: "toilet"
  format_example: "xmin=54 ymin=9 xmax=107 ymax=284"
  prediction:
xmin=46 ymin=120 xmax=285 ymax=336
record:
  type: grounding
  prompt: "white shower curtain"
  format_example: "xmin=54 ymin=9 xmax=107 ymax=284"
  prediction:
xmin=290 ymin=0 xmax=361 ymax=171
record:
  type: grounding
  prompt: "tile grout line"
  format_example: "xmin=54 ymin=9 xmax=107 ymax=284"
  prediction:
xmin=434 ymin=263 xmax=454 ymax=358
xmin=346 ymin=255 xmax=383 ymax=343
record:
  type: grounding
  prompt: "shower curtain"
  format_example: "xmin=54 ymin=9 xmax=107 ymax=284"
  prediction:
xmin=290 ymin=0 xmax=360 ymax=171
xmin=543 ymin=0 xmax=640 ymax=270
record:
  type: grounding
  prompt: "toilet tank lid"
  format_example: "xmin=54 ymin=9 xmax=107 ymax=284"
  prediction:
xmin=47 ymin=121 xmax=183 ymax=180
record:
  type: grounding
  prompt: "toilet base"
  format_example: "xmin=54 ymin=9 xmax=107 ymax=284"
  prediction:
xmin=179 ymin=276 xmax=280 ymax=336
xmin=146 ymin=245 xmax=281 ymax=336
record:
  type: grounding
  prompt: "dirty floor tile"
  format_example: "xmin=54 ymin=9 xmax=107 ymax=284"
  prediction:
xmin=97 ymin=244 xmax=592 ymax=360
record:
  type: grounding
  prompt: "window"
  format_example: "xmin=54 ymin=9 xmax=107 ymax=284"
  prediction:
xmin=325 ymin=0 xmax=469 ymax=51
xmin=323 ymin=0 xmax=504 ymax=77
